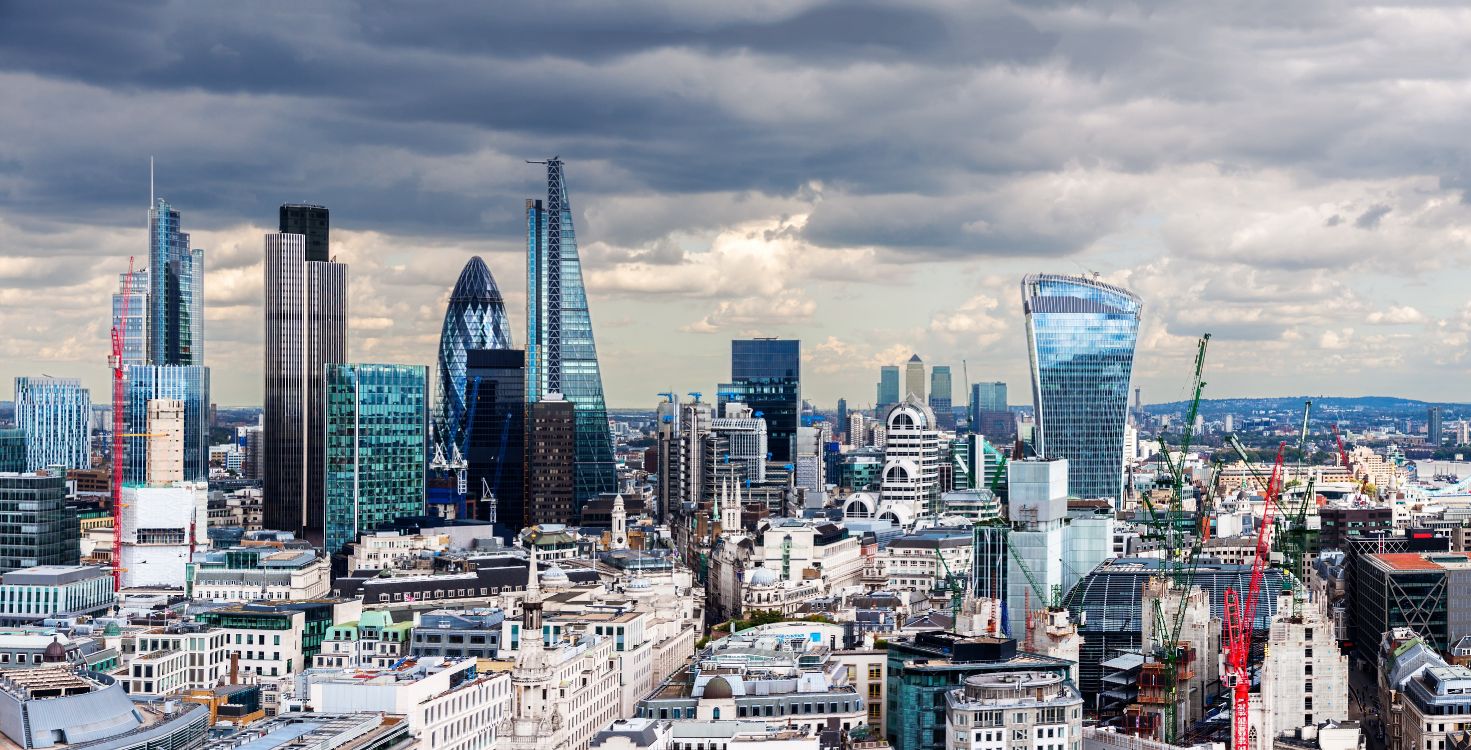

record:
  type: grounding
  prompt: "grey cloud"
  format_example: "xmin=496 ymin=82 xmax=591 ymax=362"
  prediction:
xmin=1355 ymin=203 xmax=1392 ymax=229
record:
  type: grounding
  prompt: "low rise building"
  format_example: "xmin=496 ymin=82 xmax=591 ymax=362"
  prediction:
xmin=312 ymin=610 xmax=412 ymax=669
xmin=0 ymin=666 xmax=209 ymax=750
xmin=307 ymin=656 xmax=512 ymax=750
xmin=0 ymin=565 xmax=114 ymax=626
xmin=194 ymin=599 xmax=361 ymax=681
xmin=189 ymin=547 xmax=330 ymax=603
xmin=945 ymin=671 xmax=1082 ymax=750
xmin=194 ymin=712 xmax=411 ymax=750
xmin=409 ymin=609 xmax=505 ymax=661
xmin=118 ymin=624 xmax=231 ymax=697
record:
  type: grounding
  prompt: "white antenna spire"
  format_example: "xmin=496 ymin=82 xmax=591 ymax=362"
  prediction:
xmin=149 ymin=156 xmax=154 ymax=206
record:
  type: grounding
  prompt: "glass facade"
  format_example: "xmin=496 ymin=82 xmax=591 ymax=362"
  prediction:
xmin=1021 ymin=274 xmax=1141 ymax=503
xmin=0 ymin=430 xmax=24 ymax=473
xmin=435 ymin=257 xmax=513 ymax=458
xmin=525 ymin=159 xmax=617 ymax=504
xmin=13 ymin=377 xmax=91 ymax=471
xmin=464 ymin=349 xmax=525 ymax=534
xmin=969 ymin=382 xmax=1007 ymax=419
xmin=0 ymin=471 xmax=80 ymax=574
xmin=323 ymin=364 xmax=428 ymax=555
xmin=123 ymin=365 xmax=211 ymax=483
xmin=279 ymin=204 xmax=330 ymax=262
xmin=928 ymin=365 xmax=953 ymax=428
xmin=721 ymin=339 xmax=801 ymax=464
xmin=876 ymin=366 xmax=900 ymax=410
xmin=147 ymin=198 xmax=203 ymax=366
xmin=112 ymin=268 xmax=149 ymax=367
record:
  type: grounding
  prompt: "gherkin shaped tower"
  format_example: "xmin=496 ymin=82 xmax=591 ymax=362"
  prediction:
xmin=435 ymin=256 xmax=513 ymax=452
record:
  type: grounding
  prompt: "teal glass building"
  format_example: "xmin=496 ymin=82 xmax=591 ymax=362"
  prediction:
xmin=1021 ymin=274 xmax=1141 ymax=503
xmin=147 ymin=198 xmax=204 ymax=366
xmin=876 ymin=365 xmax=900 ymax=411
xmin=434 ymin=256 xmax=513 ymax=456
xmin=0 ymin=470 xmax=80 ymax=574
xmin=324 ymin=363 xmax=428 ymax=554
xmin=0 ymin=430 xmax=24 ymax=473
xmin=525 ymin=159 xmax=617 ymax=504
xmin=124 ymin=364 xmax=211 ymax=483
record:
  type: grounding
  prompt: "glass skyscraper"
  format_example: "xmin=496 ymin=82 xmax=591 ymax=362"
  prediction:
xmin=112 ymin=268 xmax=149 ymax=367
xmin=323 ymin=363 xmax=428 ymax=555
xmin=147 ymin=198 xmax=204 ymax=366
xmin=928 ymin=365 xmax=953 ymax=428
xmin=876 ymin=366 xmax=900 ymax=411
xmin=1021 ymin=273 xmax=1142 ymax=503
xmin=123 ymin=365 xmax=211 ymax=483
xmin=13 ymin=377 xmax=91 ymax=471
xmin=0 ymin=470 xmax=80 ymax=573
xmin=0 ymin=429 xmax=26 ymax=473
xmin=435 ymin=256 xmax=513 ymax=457
xmin=720 ymin=339 xmax=801 ymax=464
xmin=525 ymin=158 xmax=617 ymax=503
xmin=464 ymin=349 xmax=525 ymax=534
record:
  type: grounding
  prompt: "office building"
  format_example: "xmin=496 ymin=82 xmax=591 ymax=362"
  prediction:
xmin=929 ymin=365 xmax=953 ymax=429
xmin=945 ymin=670 xmax=1082 ymax=750
xmin=308 ymin=656 xmax=512 ymax=750
xmin=144 ymin=399 xmax=184 ymax=483
xmin=434 ymin=256 xmax=513 ymax=458
xmin=0 ymin=430 xmax=24 ymax=474
xmin=969 ymin=381 xmax=1007 ymax=422
xmin=112 ymin=267 xmax=148 ymax=367
xmin=1252 ymin=590 xmax=1349 ymax=743
xmin=904 ymin=354 xmax=926 ymax=401
xmin=278 ymin=203 xmax=330 ymax=262
xmin=190 ymin=545 xmax=329 ymax=603
xmin=1021 ymin=273 xmax=1142 ymax=502
xmin=1430 ymin=407 xmax=1445 ymax=445
xmin=877 ymin=366 xmax=900 ymax=412
xmin=1354 ymin=551 xmax=1471 ymax=660
xmin=0 ymin=470 xmax=80 ymax=573
xmin=720 ymin=339 xmax=801 ymax=463
xmin=525 ymin=158 xmax=617 ymax=505
xmin=711 ymin=402 xmax=768 ymax=484
xmin=0 ymin=665 xmax=209 ymax=750
xmin=124 ymin=365 xmax=209 ymax=483
xmin=836 ymin=398 xmax=848 ymax=436
xmin=879 ymin=396 xmax=941 ymax=517
xmin=263 ymin=219 xmax=348 ymax=541
xmin=0 ymin=565 xmax=114 ymax=626
xmin=464 ymin=348 xmax=526 ymax=533
xmin=323 ymin=363 xmax=428 ymax=555
xmin=13 ymin=377 xmax=90 ymax=471
xmin=147 ymin=198 xmax=204 ymax=366
xmin=527 ymin=395 xmax=577 ymax=526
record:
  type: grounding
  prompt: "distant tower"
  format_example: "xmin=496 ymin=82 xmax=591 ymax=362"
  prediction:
xmin=904 ymin=354 xmax=926 ymax=401
xmin=147 ymin=198 xmax=204 ymax=366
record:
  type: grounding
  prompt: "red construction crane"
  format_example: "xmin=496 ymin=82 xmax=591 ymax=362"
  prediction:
xmin=1223 ymin=441 xmax=1287 ymax=750
xmin=1333 ymin=423 xmax=1349 ymax=468
xmin=108 ymin=257 xmax=135 ymax=590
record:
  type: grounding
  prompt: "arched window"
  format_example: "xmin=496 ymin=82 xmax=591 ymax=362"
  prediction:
xmin=713 ymin=707 xmax=721 ymax=720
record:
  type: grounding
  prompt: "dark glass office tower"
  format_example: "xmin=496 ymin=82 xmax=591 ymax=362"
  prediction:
xmin=1022 ymin=273 xmax=1141 ymax=503
xmin=525 ymin=159 xmax=617 ymax=505
xmin=721 ymin=339 xmax=801 ymax=464
xmin=876 ymin=366 xmax=900 ymax=412
xmin=0 ymin=471 xmax=80 ymax=573
xmin=279 ymin=204 xmax=330 ymax=262
xmin=526 ymin=396 xmax=576 ymax=526
xmin=147 ymin=198 xmax=204 ymax=366
xmin=463 ymin=349 xmax=526 ymax=535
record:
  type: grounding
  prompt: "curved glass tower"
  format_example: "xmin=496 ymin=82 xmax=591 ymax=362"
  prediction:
xmin=435 ymin=256 xmax=513 ymax=452
xmin=1021 ymin=273 xmax=1142 ymax=503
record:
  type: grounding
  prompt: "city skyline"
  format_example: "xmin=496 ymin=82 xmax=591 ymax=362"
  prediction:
xmin=6 ymin=3 xmax=1471 ymax=408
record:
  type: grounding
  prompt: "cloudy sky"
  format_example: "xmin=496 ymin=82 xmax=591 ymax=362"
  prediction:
xmin=4 ymin=1 xmax=1471 ymax=409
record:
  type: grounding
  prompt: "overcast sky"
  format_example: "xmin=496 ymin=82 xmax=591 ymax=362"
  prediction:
xmin=3 ymin=1 xmax=1471 ymax=409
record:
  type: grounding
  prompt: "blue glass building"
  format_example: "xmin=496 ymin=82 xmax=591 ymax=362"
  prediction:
xmin=434 ymin=256 xmax=513 ymax=457
xmin=147 ymin=199 xmax=204 ymax=366
xmin=720 ymin=339 xmax=801 ymax=463
xmin=123 ymin=365 xmax=211 ymax=483
xmin=112 ymin=268 xmax=149 ymax=367
xmin=0 ymin=430 xmax=23 ymax=473
xmin=1021 ymin=273 xmax=1141 ymax=502
xmin=324 ymin=363 xmax=428 ymax=555
xmin=525 ymin=159 xmax=617 ymax=503
xmin=876 ymin=366 xmax=900 ymax=412
xmin=12 ymin=377 xmax=91 ymax=471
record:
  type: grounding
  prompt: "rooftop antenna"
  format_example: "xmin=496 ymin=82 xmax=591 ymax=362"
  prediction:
xmin=150 ymin=156 xmax=154 ymax=206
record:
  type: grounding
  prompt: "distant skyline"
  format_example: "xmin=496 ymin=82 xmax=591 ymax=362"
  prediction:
xmin=4 ymin=3 xmax=1471 ymax=407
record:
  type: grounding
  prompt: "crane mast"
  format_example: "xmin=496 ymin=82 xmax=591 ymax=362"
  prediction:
xmin=1224 ymin=441 xmax=1287 ymax=750
xmin=109 ymin=257 xmax=135 ymax=590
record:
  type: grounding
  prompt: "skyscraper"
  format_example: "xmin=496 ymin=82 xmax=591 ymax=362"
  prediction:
xmin=112 ymin=268 xmax=149 ymax=367
xmin=1022 ymin=273 xmax=1142 ymax=503
xmin=435 ymin=257 xmax=513 ymax=457
xmin=279 ymin=204 xmax=330 ymax=262
xmin=0 ymin=470 xmax=80 ymax=574
xmin=1429 ymin=406 xmax=1444 ymax=445
xmin=323 ymin=363 xmax=428 ymax=554
xmin=904 ymin=354 xmax=925 ymax=401
xmin=525 ymin=159 xmax=617 ymax=504
xmin=463 ymin=348 xmax=526 ymax=535
xmin=928 ymin=365 xmax=953 ymax=429
xmin=526 ymin=396 xmax=576 ymax=526
xmin=13 ymin=377 xmax=91 ymax=471
xmin=970 ymin=381 xmax=1008 ymax=414
xmin=720 ymin=339 xmax=800 ymax=464
xmin=877 ymin=366 xmax=900 ymax=411
xmin=123 ymin=365 xmax=210 ymax=483
xmin=263 ymin=213 xmax=348 ymax=541
xmin=147 ymin=198 xmax=204 ymax=366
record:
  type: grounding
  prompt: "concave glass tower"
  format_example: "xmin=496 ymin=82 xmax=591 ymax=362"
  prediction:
xmin=435 ymin=256 xmax=513 ymax=451
xmin=1021 ymin=273 xmax=1142 ymax=504
xmin=526 ymin=158 xmax=618 ymax=503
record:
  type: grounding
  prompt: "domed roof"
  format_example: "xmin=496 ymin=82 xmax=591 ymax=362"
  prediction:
xmin=704 ymin=675 xmax=734 ymax=699
xmin=626 ymin=576 xmax=653 ymax=592
xmin=42 ymin=638 xmax=66 ymax=662
xmin=103 ymin=622 xmax=122 ymax=636
xmin=747 ymin=565 xmax=778 ymax=587
xmin=540 ymin=564 xmax=570 ymax=588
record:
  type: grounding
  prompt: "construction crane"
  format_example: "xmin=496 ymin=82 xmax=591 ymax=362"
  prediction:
xmin=1332 ymin=423 xmax=1349 ymax=468
xmin=934 ymin=545 xmax=967 ymax=625
xmin=1140 ymin=334 xmax=1210 ymax=745
xmin=1224 ymin=441 xmax=1287 ymax=750
xmin=1277 ymin=401 xmax=1317 ymax=617
xmin=108 ymin=257 xmax=135 ymax=589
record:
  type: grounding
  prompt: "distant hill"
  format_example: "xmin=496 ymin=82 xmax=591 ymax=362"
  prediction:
xmin=1146 ymin=396 xmax=1469 ymax=412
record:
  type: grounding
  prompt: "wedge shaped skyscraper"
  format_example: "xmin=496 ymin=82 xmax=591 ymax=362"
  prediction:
xmin=1022 ymin=273 xmax=1141 ymax=504
xmin=435 ymin=256 xmax=513 ymax=453
xmin=526 ymin=158 xmax=617 ymax=503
